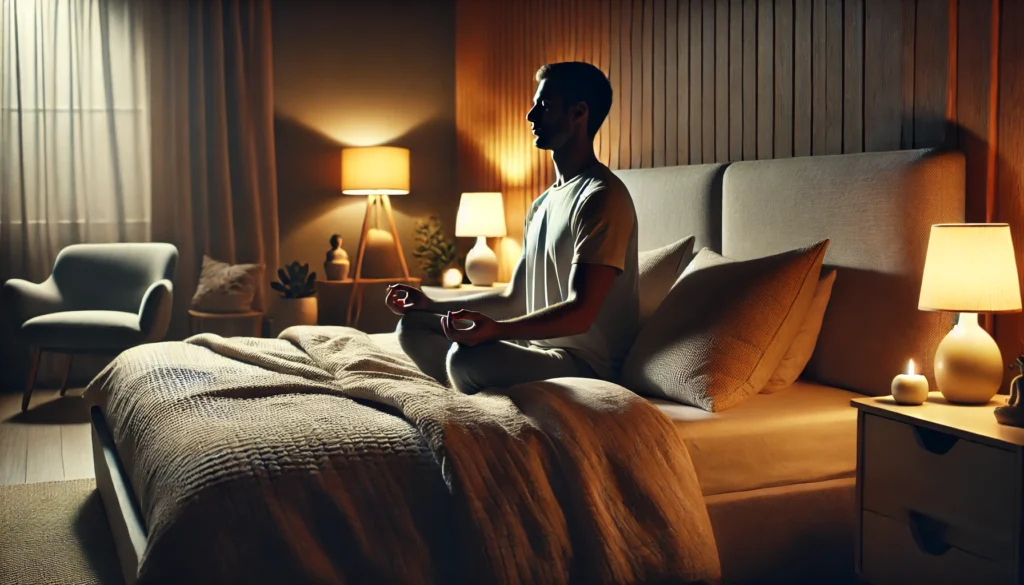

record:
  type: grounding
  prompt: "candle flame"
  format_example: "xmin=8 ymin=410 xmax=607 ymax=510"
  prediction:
xmin=907 ymin=359 xmax=916 ymax=376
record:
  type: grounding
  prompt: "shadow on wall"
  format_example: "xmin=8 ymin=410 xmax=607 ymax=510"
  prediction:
xmin=274 ymin=113 xmax=458 ymax=333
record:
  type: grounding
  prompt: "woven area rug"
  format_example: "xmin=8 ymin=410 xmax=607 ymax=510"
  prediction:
xmin=0 ymin=479 xmax=123 ymax=585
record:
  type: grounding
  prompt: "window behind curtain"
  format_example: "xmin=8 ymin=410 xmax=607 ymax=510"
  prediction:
xmin=0 ymin=0 xmax=150 ymax=282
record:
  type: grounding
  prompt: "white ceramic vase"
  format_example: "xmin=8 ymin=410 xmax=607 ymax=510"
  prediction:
xmin=272 ymin=296 xmax=318 ymax=336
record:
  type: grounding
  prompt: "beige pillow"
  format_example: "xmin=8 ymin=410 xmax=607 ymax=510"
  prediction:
xmin=638 ymin=236 xmax=696 ymax=324
xmin=621 ymin=240 xmax=830 ymax=412
xmin=761 ymin=268 xmax=837 ymax=393
xmin=191 ymin=255 xmax=264 ymax=313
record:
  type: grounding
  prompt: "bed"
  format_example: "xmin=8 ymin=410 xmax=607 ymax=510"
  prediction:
xmin=87 ymin=147 xmax=966 ymax=584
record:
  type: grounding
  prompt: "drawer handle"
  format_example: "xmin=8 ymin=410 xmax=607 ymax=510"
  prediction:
xmin=912 ymin=425 xmax=959 ymax=455
xmin=907 ymin=510 xmax=951 ymax=556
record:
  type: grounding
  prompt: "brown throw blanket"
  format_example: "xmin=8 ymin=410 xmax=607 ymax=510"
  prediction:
xmin=86 ymin=326 xmax=720 ymax=584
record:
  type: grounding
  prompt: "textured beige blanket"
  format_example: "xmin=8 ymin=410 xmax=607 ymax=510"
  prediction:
xmin=86 ymin=326 xmax=720 ymax=584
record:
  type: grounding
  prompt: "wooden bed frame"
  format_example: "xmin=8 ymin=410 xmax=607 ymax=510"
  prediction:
xmin=92 ymin=406 xmax=147 ymax=585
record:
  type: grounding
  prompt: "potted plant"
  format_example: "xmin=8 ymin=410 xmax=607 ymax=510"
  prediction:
xmin=412 ymin=216 xmax=458 ymax=286
xmin=270 ymin=261 xmax=318 ymax=334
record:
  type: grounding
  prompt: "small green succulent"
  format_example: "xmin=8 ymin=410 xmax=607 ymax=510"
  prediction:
xmin=271 ymin=261 xmax=317 ymax=298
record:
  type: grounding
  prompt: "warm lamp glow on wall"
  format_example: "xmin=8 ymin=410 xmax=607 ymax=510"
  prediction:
xmin=919 ymin=224 xmax=1022 ymax=404
xmin=341 ymin=146 xmax=412 ymax=324
xmin=456 ymin=192 xmax=506 ymax=286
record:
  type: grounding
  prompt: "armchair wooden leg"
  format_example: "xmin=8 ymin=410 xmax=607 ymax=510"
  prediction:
xmin=22 ymin=348 xmax=42 ymax=412
xmin=59 ymin=353 xmax=74 ymax=396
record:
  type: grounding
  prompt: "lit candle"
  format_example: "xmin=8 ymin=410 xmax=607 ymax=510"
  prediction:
xmin=891 ymin=359 xmax=929 ymax=405
xmin=442 ymin=267 xmax=463 ymax=289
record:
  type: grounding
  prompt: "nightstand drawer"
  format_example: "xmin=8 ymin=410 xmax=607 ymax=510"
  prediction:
xmin=862 ymin=413 xmax=1017 ymax=560
xmin=861 ymin=510 xmax=1013 ymax=585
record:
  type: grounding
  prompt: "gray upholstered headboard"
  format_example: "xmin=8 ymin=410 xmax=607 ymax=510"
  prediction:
xmin=614 ymin=148 xmax=966 ymax=396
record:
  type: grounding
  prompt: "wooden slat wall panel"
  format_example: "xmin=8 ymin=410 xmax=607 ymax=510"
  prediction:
xmin=455 ymin=0 xmax=1024 ymax=356
xmin=825 ymin=0 xmax=844 ymax=154
xmin=793 ymin=0 xmax=812 ymax=157
xmin=742 ymin=0 xmax=756 ymax=160
xmin=996 ymin=0 xmax=1024 ymax=382
xmin=864 ymin=0 xmax=903 ymax=152
xmin=608 ymin=0 xmax=621 ymax=170
xmin=914 ymin=0 xmax=950 ymax=148
xmin=638 ymin=0 xmax=651 ymax=167
xmin=690 ymin=0 xmax=702 ymax=164
xmin=757 ymin=0 xmax=774 ymax=159
xmin=666 ymin=0 xmax=678 ymax=166
xmin=958 ymin=0 xmax=992 ymax=223
xmin=715 ymin=0 xmax=729 ymax=163
xmin=812 ymin=0 xmax=826 ymax=154
xmin=702 ymin=0 xmax=715 ymax=163
xmin=774 ymin=0 xmax=794 ymax=159
xmin=843 ymin=0 xmax=864 ymax=153
xmin=631 ymin=0 xmax=644 ymax=168
xmin=653 ymin=0 xmax=666 ymax=168
xmin=728 ymin=0 xmax=743 ymax=161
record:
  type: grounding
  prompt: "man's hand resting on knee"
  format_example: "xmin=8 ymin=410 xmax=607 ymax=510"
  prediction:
xmin=440 ymin=310 xmax=500 ymax=346
xmin=385 ymin=284 xmax=432 ymax=315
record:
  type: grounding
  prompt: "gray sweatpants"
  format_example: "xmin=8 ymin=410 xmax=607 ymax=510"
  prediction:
xmin=395 ymin=311 xmax=596 ymax=394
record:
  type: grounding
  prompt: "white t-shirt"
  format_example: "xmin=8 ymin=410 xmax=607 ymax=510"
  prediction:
xmin=522 ymin=163 xmax=639 ymax=380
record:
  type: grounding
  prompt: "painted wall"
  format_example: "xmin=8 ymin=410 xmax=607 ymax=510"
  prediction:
xmin=456 ymin=0 xmax=1024 ymax=385
xmin=273 ymin=0 xmax=456 ymax=332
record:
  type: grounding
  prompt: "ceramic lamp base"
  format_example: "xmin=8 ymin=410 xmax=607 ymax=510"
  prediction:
xmin=935 ymin=312 xmax=1004 ymax=404
xmin=465 ymin=236 xmax=498 ymax=286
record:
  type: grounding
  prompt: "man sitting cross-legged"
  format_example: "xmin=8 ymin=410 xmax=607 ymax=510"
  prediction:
xmin=386 ymin=61 xmax=638 ymax=394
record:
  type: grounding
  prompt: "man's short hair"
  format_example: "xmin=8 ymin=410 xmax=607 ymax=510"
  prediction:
xmin=535 ymin=62 xmax=613 ymax=139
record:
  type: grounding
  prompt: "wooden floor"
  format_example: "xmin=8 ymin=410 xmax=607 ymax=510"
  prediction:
xmin=0 ymin=388 xmax=95 ymax=486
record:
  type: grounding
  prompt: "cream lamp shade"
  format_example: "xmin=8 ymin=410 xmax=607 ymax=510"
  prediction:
xmin=917 ymin=223 xmax=1022 ymax=405
xmin=455 ymin=192 xmax=507 ymax=238
xmin=340 ymin=146 xmax=410 ymax=195
xmin=919 ymin=223 xmax=1022 ymax=313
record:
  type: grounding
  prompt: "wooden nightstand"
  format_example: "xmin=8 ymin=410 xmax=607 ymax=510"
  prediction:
xmin=851 ymin=393 xmax=1024 ymax=585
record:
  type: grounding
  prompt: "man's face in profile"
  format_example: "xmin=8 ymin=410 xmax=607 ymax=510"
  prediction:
xmin=527 ymin=79 xmax=574 ymax=150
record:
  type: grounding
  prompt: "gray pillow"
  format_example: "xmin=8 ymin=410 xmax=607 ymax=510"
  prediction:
xmin=191 ymin=255 xmax=264 ymax=313
xmin=638 ymin=236 xmax=696 ymax=324
xmin=622 ymin=241 xmax=829 ymax=412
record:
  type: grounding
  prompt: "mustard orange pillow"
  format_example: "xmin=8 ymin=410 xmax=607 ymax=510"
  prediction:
xmin=621 ymin=240 xmax=830 ymax=412
xmin=761 ymin=268 xmax=837 ymax=393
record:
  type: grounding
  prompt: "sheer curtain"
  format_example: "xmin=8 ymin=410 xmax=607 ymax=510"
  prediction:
xmin=0 ymin=0 xmax=150 ymax=284
xmin=144 ymin=0 xmax=279 ymax=339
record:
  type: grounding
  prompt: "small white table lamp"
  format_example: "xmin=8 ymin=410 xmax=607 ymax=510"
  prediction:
xmin=919 ymin=223 xmax=1022 ymax=404
xmin=456 ymin=192 xmax=507 ymax=286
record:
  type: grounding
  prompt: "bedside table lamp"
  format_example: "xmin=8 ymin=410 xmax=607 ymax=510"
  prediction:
xmin=455 ymin=192 xmax=507 ymax=286
xmin=341 ymin=146 xmax=411 ymax=281
xmin=918 ymin=223 xmax=1022 ymax=404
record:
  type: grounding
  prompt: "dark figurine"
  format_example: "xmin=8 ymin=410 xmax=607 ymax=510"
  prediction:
xmin=994 ymin=356 xmax=1024 ymax=428
xmin=324 ymin=234 xmax=350 ymax=281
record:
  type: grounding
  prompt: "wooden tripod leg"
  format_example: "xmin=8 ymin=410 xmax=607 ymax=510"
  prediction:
xmin=22 ymin=348 xmax=42 ymax=412
xmin=381 ymin=194 xmax=411 ymax=279
xmin=60 ymin=353 xmax=74 ymax=396
xmin=346 ymin=195 xmax=376 ymax=327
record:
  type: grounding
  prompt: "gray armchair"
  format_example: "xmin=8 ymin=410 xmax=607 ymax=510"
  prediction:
xmin=3 ymin=243 xmax=178 ymax=411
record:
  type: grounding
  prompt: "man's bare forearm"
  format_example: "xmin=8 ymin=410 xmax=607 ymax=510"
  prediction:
xmin=494 ymin=299 xmax=589 ymax=341
xmin=425 ymin=290 xmax=517 ymax=316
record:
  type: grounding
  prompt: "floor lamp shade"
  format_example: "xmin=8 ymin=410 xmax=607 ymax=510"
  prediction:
xmin=456 ymin=192 xmax=506 ymax=286
xmin=341 ymin=146 xmax=410 ymax=195
xmin=918 ymin=224 xmax=1022 ymax=404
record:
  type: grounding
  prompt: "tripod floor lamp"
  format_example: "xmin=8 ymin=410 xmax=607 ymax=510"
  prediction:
xmin=341 ymin=146 xmax=413 ymax=326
